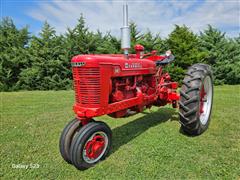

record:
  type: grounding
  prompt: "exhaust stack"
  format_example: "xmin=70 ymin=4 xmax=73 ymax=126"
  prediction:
xmin=121 ymin=3 xmax=130 ymax=57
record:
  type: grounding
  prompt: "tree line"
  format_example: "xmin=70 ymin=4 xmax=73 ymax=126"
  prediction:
xmin=0 ymin=16 xmax=239 ymax=91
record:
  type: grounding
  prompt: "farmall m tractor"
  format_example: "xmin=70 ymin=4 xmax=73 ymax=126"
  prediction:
xmin=59 ymin=4 xmax=213 ymax=170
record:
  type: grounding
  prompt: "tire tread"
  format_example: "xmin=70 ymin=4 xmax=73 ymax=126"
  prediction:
xmin=179 ymin=64 xmax=213 ymax=135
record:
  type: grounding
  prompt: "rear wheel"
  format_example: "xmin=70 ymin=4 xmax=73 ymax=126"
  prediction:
xmin=179 ymin=64 xmax=213 ymax=135
xmin=70 ymin=121 xmax=112 ymax=170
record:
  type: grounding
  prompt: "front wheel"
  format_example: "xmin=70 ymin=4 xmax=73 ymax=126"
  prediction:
xmin=70 ymin=121 xmax=112 ymax=170
xmin=179 ymin=64 xmax=213 ymax=135
xmin=59 ymin=119 xmax=82 ymax=164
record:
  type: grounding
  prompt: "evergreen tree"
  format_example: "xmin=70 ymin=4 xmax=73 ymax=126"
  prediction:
xmin=129 ymin=22 xmax=143 ymax=53
xmin=199 ymin=25 xmax=226 ymax=65
xmin=200 ymin=25 xmax=240 ymax=84
xmin=139 ymin=30 xmax=164 ymax=53
xmin=96 ymin=32 xmax=121 ymax=54
xmin=65 ymin=15 xmax=100 ymax=56
xmin=165 ymin=25 xmax=206 ymax=82
xmin=129 ymin=22 xmax=164 ymax=53
xmin=0 ymin=17 xmax=30 ymax=91
xmin=167 ymin=25 xmax=206 ymax=69
xmin=19 ymin=22 xmax=71 ymax=90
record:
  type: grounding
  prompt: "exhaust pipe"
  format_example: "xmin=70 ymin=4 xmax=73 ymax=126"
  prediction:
xmin=121 ymin=3 xmax=130 ymax=58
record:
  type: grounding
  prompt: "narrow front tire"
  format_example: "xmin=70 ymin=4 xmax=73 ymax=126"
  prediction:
xmin=59 ymin=119 xmax=82 ymax=164
xmin=70 ymin=121 xmax=112 ymax=170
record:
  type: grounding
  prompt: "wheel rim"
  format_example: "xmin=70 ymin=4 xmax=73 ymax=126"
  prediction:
xmin=82 ymin=131 xmax=108 ymax=164
xmin=199 ymin=76 xmax=213 ymax=125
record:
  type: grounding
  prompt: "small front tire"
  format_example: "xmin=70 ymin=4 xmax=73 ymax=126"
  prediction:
xmin=70 ymin=121 xmax=112 ymax=170
xmin=59 ymin=119 xmax=82 ymax=164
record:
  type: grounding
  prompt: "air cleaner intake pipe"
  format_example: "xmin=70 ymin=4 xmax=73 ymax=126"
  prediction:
xmin=121 ymin=3 xmax=130 ymax=58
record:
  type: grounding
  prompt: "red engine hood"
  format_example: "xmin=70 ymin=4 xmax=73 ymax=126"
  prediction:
xmin=71 ymin=54 xmax=156 ymax=75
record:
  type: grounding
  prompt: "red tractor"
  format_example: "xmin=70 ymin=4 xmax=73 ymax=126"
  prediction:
xmin=59 ymin=4 xmax=213 ymax=170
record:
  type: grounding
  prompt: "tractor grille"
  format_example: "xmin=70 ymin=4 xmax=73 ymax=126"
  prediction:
xmin=72 ymin=67 xmax=100 ymax=105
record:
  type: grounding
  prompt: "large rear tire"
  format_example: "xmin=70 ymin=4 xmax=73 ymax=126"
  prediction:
xmin=179 ymin=64 xmax=213 ymax=135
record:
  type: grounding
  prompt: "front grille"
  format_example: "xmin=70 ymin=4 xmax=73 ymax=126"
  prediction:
xmin=72 ymin=67 xmax=100 ymax=105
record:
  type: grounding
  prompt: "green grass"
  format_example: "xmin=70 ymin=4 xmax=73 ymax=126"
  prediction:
xmin=1 ymin=85 xmax=240 ymax=179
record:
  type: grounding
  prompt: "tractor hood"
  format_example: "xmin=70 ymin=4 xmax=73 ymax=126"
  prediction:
xmin=71 ymin=54 xmax=156 ymax=75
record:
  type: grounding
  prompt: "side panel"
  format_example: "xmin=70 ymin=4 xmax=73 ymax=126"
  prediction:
xmin=100 ymin=65 xmax=112 ymax=108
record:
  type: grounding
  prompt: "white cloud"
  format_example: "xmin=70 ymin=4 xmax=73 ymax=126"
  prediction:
xmin=27 ymin=0 xmax=240 ymax=37
xmin=171 ymin=0 xmax=240 ymax=33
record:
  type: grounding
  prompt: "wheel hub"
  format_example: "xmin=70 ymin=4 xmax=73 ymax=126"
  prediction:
xmin=199 ymin=76 xmax=213 ymax=125
xmin=82 ymin=131 xmax=108 ymax=164
xmin=85 ymin=135 xmax=105 ymax=159
xmin=200 ymin=84 xmax=206 ymax=114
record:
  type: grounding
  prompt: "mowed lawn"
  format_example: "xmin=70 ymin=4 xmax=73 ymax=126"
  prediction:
xmin=1 ymin=85 xmax=240 ymax=179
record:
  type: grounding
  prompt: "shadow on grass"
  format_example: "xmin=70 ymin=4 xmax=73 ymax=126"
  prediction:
xmin=110 ymin=107 xmax=178 ymax=155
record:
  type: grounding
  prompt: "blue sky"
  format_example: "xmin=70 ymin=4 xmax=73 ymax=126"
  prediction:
xmin=1 ymin=0 xmax=240 ymax=37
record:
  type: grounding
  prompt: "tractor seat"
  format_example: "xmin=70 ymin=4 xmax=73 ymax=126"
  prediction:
xmin=155 ymin=55 xmax=175 ymax=66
